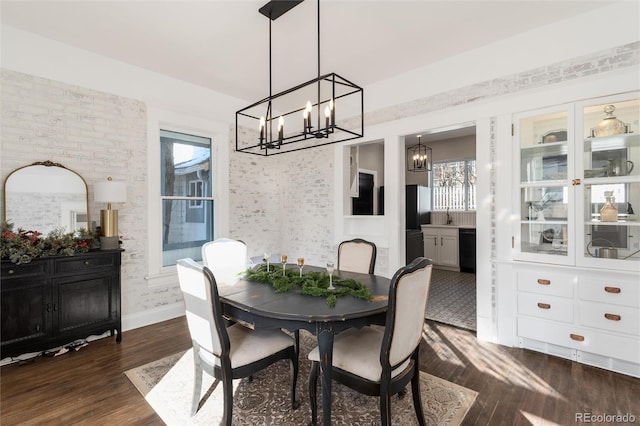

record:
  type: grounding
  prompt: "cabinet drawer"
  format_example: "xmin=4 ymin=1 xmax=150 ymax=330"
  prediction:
xmin=517 ymin=293 xmax=573 ymax=323
xmin=54 ymin=254 xmax=116 ymax=274
xmin=518 ymin=316 xmax=640 ymax=364
xmin=1 ymin=261 xmax=49 ymax=279
xmin=438 ymin=227 xmax=459 ymax=237
xmin=579 ymin=278 xmax=640 ymax=308
xmin=516 ymin=270 xmax=574 ymax=297
xmin=579 ymin=301 xmax=639 ymax=336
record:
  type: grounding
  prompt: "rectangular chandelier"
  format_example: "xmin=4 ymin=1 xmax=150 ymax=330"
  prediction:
xmin=235 ymin=0 xmax=364 ymax=156
xmin=236 ymin=73 xmax=363 ymax=156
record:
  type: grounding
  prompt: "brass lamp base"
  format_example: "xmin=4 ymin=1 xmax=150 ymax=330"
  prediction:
xmin=100 ymin=209 xmax=119 ymax=237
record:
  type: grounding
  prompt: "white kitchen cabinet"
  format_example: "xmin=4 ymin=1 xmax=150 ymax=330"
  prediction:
xmin=421 ymin=226 xmax=459 ymax=270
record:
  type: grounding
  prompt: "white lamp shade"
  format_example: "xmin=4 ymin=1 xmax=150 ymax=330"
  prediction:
xmin=94 ymin=180 xmax=127 ymax=203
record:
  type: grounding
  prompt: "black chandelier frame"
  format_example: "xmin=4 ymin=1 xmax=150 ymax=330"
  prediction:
xmin=235 ymin=0 xmax=364 ymax=156
xmin=407 ymin=135 xmax=432 ymax=173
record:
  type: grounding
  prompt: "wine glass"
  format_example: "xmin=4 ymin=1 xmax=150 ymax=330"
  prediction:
xmin=297 ymin=257 xmax=305 ymax=277
xmin=263 ymin=252 xmax=271 ymax=272
xmin=326 ymin=262 xmax=335 ymax=290
xmin=280 ymin=254 xmax=288 ymax=276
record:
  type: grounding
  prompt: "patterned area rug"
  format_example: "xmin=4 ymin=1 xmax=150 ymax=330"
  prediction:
xmin=426 ymin=269 xmax=477 ymax=331
xmin=125 ymin=331 xmax=477 ymax=425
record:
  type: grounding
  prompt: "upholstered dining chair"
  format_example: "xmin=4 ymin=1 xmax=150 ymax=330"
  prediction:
xmin=337 ymin=238 xmax=377 ymax=274
xmin=201 ymin=238 xmax=248 ymax=286
xmin=177 ymin=258 xmax=299 ymax=424
xmin=308 ymin=257 xmax=433 ymax=426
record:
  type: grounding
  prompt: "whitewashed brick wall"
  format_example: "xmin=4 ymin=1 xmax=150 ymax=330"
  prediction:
xmin=229 ymin=127 xmax=336 ymax=267
xmin=0 ymin=69 xmax=185 ymax=318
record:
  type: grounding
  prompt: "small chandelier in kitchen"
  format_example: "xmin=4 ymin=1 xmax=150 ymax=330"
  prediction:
xmin=235 ymin=0 xmax=364 ymax=156
xmin=407 ymin=135 xmax=432 ymax=172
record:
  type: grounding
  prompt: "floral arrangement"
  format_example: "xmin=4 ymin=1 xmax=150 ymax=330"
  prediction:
xmin=243 ymin=264 xmax=372 ymax=308
xmin=1 ymin=222 xmax=94 ymax=265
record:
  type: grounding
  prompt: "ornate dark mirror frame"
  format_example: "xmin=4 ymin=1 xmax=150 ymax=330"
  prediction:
xmin=3 ymin=160 xmax=90 ymax=234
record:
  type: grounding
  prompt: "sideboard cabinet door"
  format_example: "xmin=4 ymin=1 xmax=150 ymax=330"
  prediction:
xmin=1 ymin=250 xmax=122 ymax=359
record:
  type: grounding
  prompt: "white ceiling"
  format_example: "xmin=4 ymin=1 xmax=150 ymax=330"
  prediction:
xmin=1 ymin=0 xmax=617 ymax=105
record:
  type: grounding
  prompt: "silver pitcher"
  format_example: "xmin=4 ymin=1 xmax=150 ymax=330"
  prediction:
xmin=606 ymin=159 xmax=634 ymax=177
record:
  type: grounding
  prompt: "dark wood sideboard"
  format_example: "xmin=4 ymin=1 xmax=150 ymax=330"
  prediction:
xmin=1 ymin=250 xmax=122 ymax=359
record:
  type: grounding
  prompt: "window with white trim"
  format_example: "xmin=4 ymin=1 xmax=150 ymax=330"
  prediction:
xmin=432 ymin=160 xmax=476 ymax=210
xmin=160 ymin=129 xmax=213 ymax=266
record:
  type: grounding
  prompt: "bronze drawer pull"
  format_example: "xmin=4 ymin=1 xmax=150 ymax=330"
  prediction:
xmin=604 ymin=313 xmax=621 ymax=321
xmin=537 ymin=303 xmax=551 ymax=309
xmin=537 ymin=279 xmax=551 ymax=285
xmin=570 ymin=333 xmax=585 ymax=342
xmin=604 ymin=286 xmax=621 ymax=294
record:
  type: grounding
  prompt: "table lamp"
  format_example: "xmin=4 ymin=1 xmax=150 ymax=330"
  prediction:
xmin=94 ymin=177 xmax=127 ymax=250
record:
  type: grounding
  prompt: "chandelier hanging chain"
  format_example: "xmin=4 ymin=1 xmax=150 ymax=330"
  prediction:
xmin=316 ymin=0 xmax=321 ymax=131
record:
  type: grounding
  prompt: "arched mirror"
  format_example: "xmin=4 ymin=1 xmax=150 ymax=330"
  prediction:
xmin=3 ymin=161 xmax=89 ymax=235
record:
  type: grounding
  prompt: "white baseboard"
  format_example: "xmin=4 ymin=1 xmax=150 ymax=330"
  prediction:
xmin=122 ymin=302 xmax=185 ymax=332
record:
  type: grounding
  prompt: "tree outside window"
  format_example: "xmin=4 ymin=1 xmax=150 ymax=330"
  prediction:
xmin=432 ymin=160 xmax=476 ymax=210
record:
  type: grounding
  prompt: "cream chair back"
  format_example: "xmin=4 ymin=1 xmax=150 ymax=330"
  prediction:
xmin=177 ymin=258 xmax=225 ymax=357
xmin=386 ymin=258 xmax=432 ymax=368
xmin=202 ymin=238 xmax=248 ymax=285
xmin=337 ymin=238 xmax=377 ymax=274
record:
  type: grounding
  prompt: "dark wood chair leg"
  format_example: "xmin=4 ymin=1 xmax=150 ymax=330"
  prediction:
xmin=308 ymin=361 xmax=319 ymax=425
xmin=380 ymin=386 xmax=392 ymax=426
xmin=222 ymin=373 xmax=234 ymax=426
xmin=411 ymin=368 xmax=426 ymax=426
xmin=290 ymin=349 xmax=300 ymax=409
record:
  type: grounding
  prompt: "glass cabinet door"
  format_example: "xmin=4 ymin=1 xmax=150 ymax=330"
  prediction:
xmin=515 ymin=106 xmax=573 ymax=264
xmin=577 ymin=96 xmax=640 ymax=270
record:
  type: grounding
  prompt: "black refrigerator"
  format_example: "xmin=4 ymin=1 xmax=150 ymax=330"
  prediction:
xmin=379 ymin=185 xmax=431 ymax=264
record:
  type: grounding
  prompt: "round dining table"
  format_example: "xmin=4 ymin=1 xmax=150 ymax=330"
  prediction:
xmin=217 ymin=266 xmax=390 ymax=426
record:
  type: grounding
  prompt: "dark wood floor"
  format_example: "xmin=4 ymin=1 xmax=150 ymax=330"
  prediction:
xmin=1 ymin=317 xmax=638 ymax=425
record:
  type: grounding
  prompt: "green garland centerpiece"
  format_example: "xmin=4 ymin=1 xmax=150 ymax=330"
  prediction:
xmin=243 ymin=264 xmax=372 ymax=307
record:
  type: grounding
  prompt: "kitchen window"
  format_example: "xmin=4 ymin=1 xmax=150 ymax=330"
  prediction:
xmin=432 ymin=160 xmax=476 ymax=210
xmin=160 ymin=129 xmax=213 ymax=266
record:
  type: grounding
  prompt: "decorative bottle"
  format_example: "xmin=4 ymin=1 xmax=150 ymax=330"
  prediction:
xmin=600 ymin=191 xmax=618 ymax=222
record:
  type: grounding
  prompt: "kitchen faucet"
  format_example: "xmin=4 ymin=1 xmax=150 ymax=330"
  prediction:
xmin=446 ymin=208 xmax=453 ymax=224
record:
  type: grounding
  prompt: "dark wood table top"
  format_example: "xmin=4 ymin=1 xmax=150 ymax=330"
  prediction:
xmin=218 ymin=266 xmax=390 ymax=325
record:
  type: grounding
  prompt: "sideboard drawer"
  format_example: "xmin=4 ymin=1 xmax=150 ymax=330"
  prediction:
xmin=579 ymin=278 xmax=640 ymax=308
xmin=1 ymin=261 xmax=50 ymax=279
xmin=54 ymin=253 xmax=117 ymax=274
xmin=517 ymin=293 xmax=574 ymax=323
xmin=517 ymin=270 xmax=574 ymax=298
xmin=579 ymin=301 xmax=639 ymax=336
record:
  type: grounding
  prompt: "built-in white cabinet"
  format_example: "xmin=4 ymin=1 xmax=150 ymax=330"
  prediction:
xmin=513 ymin=92 xmax=640 ymax=271
xmin=511 ymin=92 xmax=640 ymax=378
xmin=421 ymin=226 xmax=459 ymax=270
xmin=515 ymin=264 xmax=639 ymax=377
